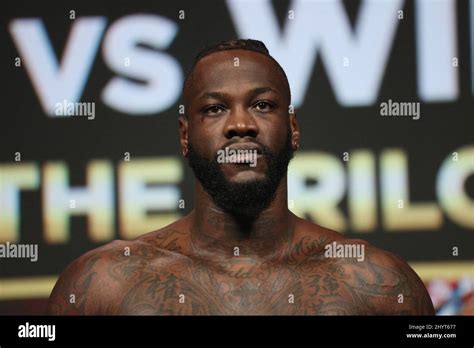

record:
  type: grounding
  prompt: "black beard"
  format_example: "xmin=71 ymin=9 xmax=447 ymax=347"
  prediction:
xmin=187 ymin=131 xmax=294 ymax=220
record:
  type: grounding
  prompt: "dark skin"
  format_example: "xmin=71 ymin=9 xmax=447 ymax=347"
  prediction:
xmin=47 ymin=50 xmax=434 ymax=315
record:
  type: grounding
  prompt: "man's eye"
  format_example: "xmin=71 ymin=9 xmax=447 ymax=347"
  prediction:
xmin=203 ymin=105 xmax=225 ymax=115
xmin=254 ymin=101 xmax=274 ymax=112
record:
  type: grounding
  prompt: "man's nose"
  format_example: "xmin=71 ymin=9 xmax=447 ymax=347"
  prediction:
xmin=224 ymin=107 xmax=259 ymax=139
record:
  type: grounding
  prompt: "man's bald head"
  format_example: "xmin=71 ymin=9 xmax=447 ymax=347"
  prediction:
xmin=182 ymin=39 xmax=291 ymax=116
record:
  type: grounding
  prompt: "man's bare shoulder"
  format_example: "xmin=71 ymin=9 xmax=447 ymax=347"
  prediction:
xmin=47 ymin=224 xmax=190 ymax=315
xmin=47 ymin=240 xmax=119 ymax=315
xmin=293 ymin=217 xmax=434 ymax=315
xmin=339 ymin=242 xmax=435 ymax=315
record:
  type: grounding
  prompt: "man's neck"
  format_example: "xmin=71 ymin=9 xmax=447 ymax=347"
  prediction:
xmin=189 ymin=180 xmax=294 ymax=261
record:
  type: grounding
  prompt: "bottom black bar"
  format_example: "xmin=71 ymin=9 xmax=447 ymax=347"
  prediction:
xmin=0 ymin=315 xmax=473 ymax=345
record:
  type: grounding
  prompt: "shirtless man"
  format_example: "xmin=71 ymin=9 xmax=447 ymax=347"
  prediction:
xmin=47 ymin=39 xmax=434 ymax=315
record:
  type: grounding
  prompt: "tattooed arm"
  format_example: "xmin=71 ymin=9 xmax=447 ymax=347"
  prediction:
xmin=305 ymin=235 xmax=435 ymax=316
xmin=341 ymin=244 xmax=435 ymax=315
xmin=46 ymin=241 xmax=124 ymax=315
xmin=372 ymin=250 xmax=435 ymax=315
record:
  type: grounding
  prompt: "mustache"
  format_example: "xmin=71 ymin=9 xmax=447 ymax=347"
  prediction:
xmin=216 ymin=139 xmax=272 ymax=159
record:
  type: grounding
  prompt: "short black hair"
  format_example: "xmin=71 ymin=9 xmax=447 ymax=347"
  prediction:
xmin=182 ymin=39 xmax=291 ymax=116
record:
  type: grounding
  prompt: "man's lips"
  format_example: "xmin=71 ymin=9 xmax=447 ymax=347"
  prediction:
xmin=217 ymin=142 xmax=263 ymax=166
xmin=224 ymin=142 xmax=263 ymax=154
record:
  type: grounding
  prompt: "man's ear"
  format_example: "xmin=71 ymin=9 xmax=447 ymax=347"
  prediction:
xmin=179 ymin=116 xmax=189 ymax=157
xmin=289 ymin=109 xmax=300 ymax=151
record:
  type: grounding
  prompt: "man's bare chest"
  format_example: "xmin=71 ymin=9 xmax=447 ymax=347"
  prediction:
xmin=112 ymin=256 xmax=369 ymax=315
